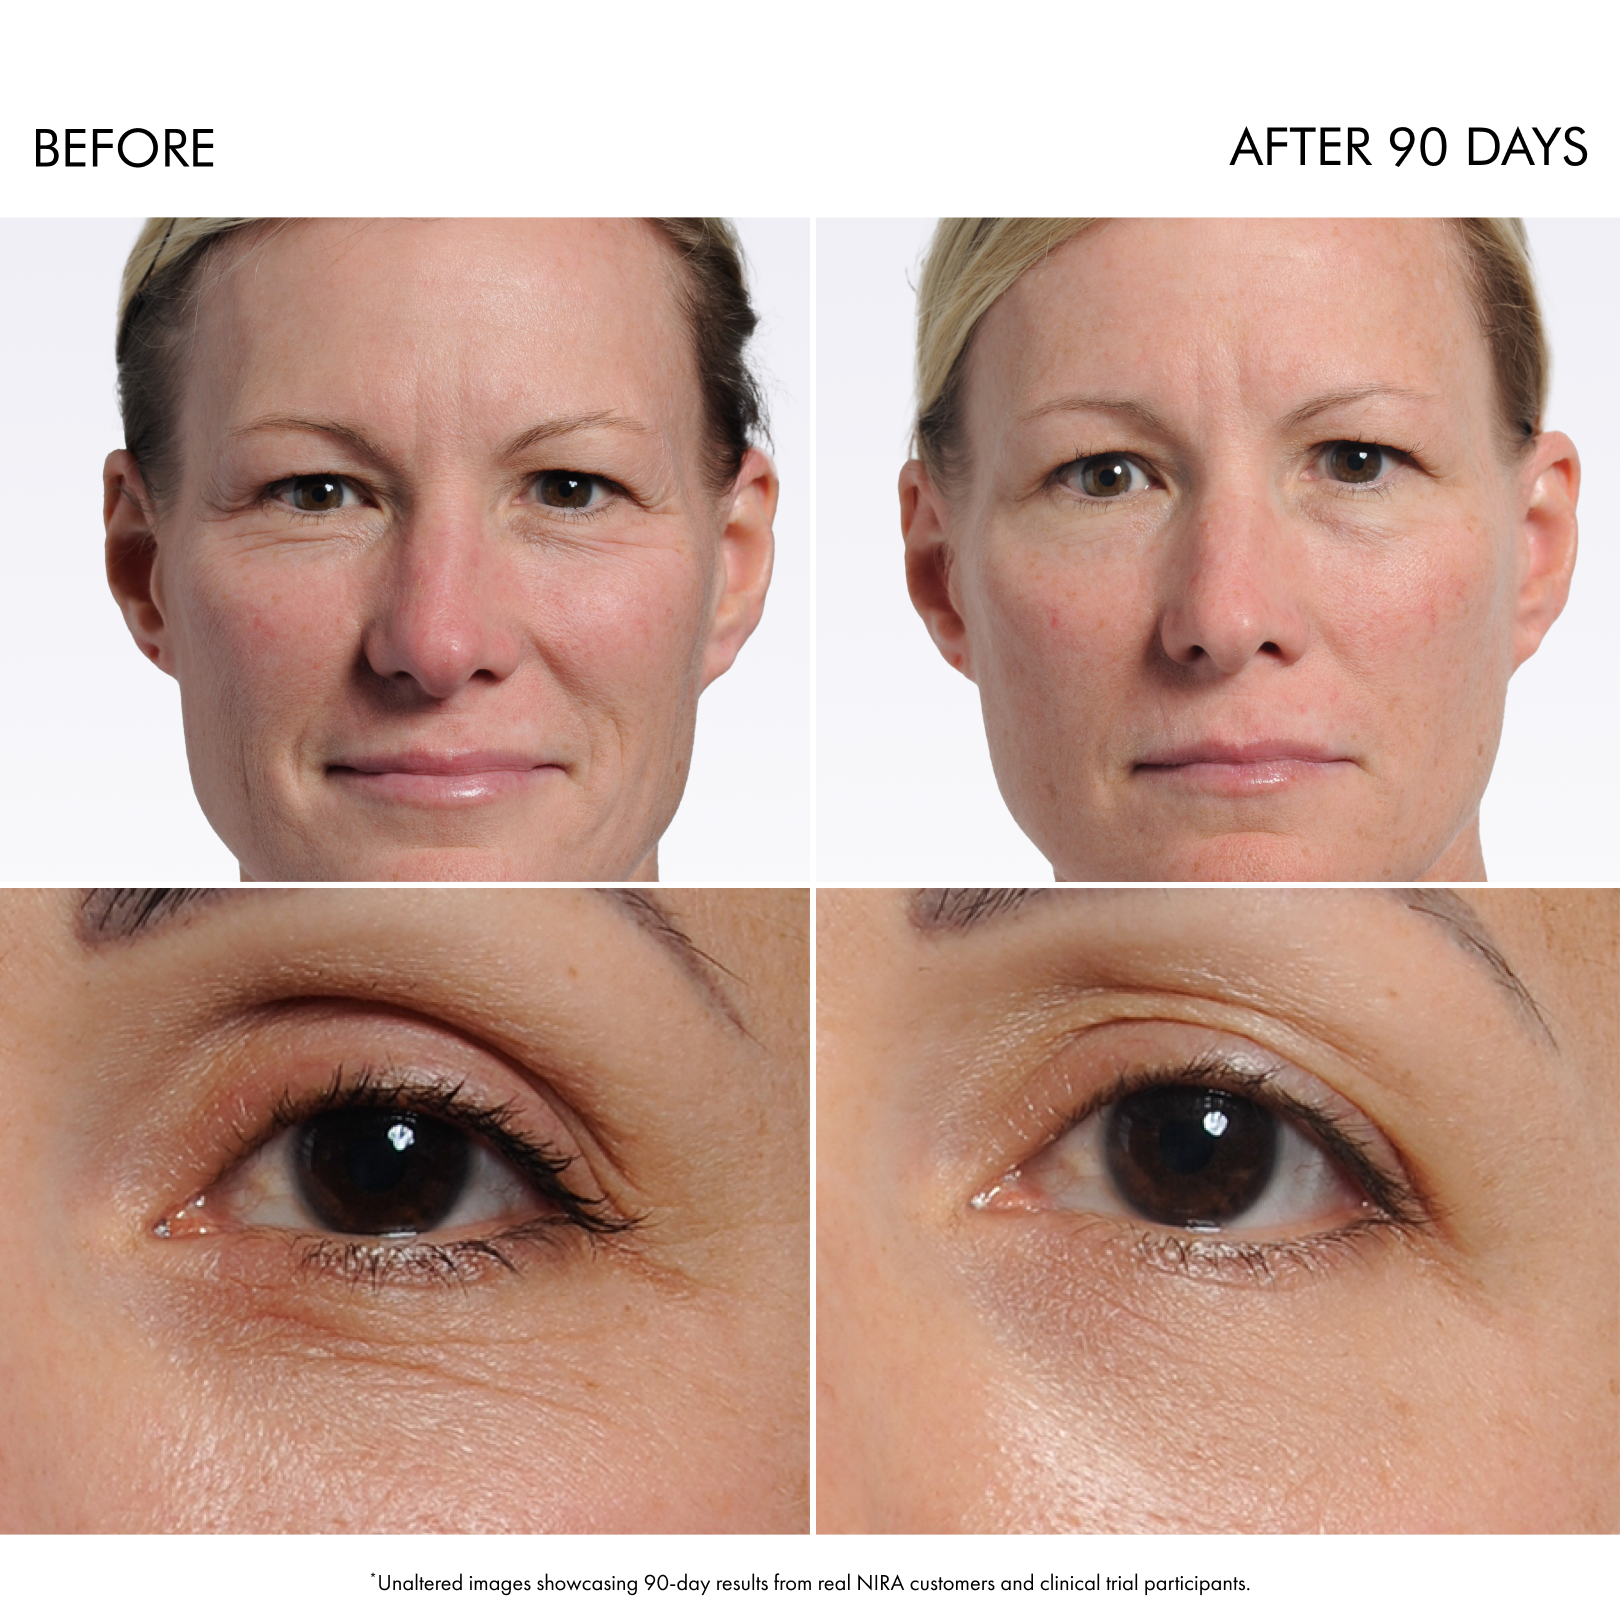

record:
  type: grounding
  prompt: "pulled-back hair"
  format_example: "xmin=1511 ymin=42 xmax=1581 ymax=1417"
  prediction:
xmin=115 ymin=217 xmax=767 ymax=505
xmin=912 ymin=218 xmax=1547 ymax=484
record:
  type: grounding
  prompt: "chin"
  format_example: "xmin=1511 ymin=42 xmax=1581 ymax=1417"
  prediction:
xmin=1051 ymin=829 xmax=1400 ymax=883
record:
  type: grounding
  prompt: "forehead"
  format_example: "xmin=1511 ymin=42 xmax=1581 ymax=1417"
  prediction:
xmin=973 ymin=218 xmax=1491 ymax=422
xmin=186 ymin=218 xmax=697 ymax=440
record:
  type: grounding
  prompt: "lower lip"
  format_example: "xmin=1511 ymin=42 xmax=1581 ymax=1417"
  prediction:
xmin=1132 ymin=758 xmax=1355 ymax=795
xmin=327 ymin=765 xmax=564 ymax=808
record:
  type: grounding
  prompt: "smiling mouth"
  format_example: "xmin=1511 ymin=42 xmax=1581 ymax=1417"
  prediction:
xmin=1132 ymin=742 xmax=1357 ymax=794
xmin=327 ymin=754 xmax=566 ymax=808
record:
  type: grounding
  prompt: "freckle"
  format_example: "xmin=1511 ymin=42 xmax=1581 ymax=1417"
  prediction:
xmin=567 ymin=965 xmax=579 ymax=980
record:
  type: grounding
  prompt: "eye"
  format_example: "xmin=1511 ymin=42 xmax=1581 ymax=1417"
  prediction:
xmin=530 ymin=471 xmax=614 ymax=511
xmin=975 ymin=1059 xmax=1419 ymax=1245
xmin=1321 ymin=442 xmax=1401 ymax=485
xmin=1055 ymin=453 xmax=1153 ymax=500
xmin=159 ymin=1071 xmax=634 ymax=1259
xmin=271 ymin=474 xmax=363 ymax=513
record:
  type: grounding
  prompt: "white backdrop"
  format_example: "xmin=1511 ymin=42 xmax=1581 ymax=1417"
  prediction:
xmin=0 ymin=217 xmax=811 ymax=885
xmin=817 ymin=218 xmax=1620 ymax=885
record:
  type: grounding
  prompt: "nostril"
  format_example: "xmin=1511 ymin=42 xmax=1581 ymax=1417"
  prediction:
xmin=1260 ymin=641 xmax=1281 ymax=656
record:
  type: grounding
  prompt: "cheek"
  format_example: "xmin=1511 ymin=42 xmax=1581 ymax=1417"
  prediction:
xmin=1320 ymin=519 xmax=1513 ymax=738
xmin=165 ymin=546 xmax=346 ymax=731
xmin=964 ymin=532 xmax=1145 ymax=710
xmin=521 ymin=546 xmax=716 ymax=705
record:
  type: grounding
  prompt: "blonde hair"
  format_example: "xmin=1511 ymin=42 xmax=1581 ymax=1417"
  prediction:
xmin=913 ymin=217 xmax=1547 ymax=482
xmin=115 ymin=217 xmax=764 ymax=503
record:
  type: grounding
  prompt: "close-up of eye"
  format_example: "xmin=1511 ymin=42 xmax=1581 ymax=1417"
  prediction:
xmin=270 ymin=473 xmax=364 ymax=513
xmin=1055 ymin=451 xmax=1153 ymax=500
xmin=1319 ymin=440 xmax=1402 ymax=485
xmin=531 ymin=469 xmax=615 ymax=511
xmin=974 ymin=1057 xmax=1412 ymax=1243
xmin=160 ymin=1071 xmax=630 ymax=1259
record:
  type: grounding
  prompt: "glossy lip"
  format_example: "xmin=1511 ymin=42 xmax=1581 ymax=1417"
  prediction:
xmin=1132 ymin=740 xmax=1357 ymax=795
xmin=327 ymin=751 xmax=566 ymax=808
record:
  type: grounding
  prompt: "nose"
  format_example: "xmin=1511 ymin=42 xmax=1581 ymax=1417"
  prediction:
xmin=361 ymin=502 xmax=522 ymax=700
xmin=1155 ymin=491 xmax=1309 ymax=676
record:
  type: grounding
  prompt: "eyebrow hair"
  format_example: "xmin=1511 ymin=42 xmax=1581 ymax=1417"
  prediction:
xmin=78 ymin=887 xmax=235 ymax=941
xmin=500 ymin=411 xmax=655 ymax=462
xmin=78 ymin=887 xmax=749 ymax=1035
xmin=1276 ymin=386 xmax=1439 ymax=433
xmin=598 ymin=890 xmax=749 ymax=1036
xmin=1402 ymin=889 xmax=1555 ymax=1046
xmin=1018 ymin=394 xmax=1174 ymax=436
xmin=909 ymin=888 xmax=1553 ymax=1044
xmin=230 ymin=415 xmax=392 ymax=467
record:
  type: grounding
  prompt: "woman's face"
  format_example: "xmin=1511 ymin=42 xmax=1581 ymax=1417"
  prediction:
xmin=902 ymin=219 xmax=1579 ymax=881
xmin=106 ymin=219 xmax=776 ymax=881
xmin=816 ymin=888 xmax=1618 ymax=1532
xmin=0 ymin=888 xmax=808 ymax=1531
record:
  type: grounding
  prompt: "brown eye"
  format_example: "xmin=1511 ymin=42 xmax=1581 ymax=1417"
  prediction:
xmin=534 ymin=471 xmax=604 ymax=510
xmin=285 ymin=475 xmax=352 ymax=512
xmin=1105 ymin=1086 xmax=1278 ymax=1227
xmin=1325 ymin=443 xmax=1391 ymax=484
xmin=1061 ymin=454 xmax=1150 ymax=499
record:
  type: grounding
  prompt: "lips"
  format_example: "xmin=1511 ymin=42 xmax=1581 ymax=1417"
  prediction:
xmin=327 ymin=752 xmax=565 ymax=808
xmin=1132 ymin=740 xmax=1356 ymax=794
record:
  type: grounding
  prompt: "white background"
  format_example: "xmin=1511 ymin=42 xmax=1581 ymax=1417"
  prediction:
xmin=817 ymin=218 xmax=1620 ymax=883
xmin=0 ymin=217 xmax=810 ymax=883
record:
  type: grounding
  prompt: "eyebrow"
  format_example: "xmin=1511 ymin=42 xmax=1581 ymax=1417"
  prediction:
xmin=500 ymin=411 xmax=655 ymax=462
xmin=1276 ymin=386 xmax=1439 ymax=433
xmin=596 ymin=890 xmax=749 ymax=1036
xmin=229 ymin=410 xmax=656 ymax=471
xmin=908 ymin=888 xmax=1554 ymax=1044
xmin=77 ymin=887 xmax=747 ymax=1035
xmin=1018 ymin=395 xmax=1174 ymax=436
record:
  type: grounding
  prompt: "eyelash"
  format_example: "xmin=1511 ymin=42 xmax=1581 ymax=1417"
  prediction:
xmin=1011 ymin=1057 xmax=1431 ymax=1284
xmin=205 ymin=1066 xmax=640 ymax=1288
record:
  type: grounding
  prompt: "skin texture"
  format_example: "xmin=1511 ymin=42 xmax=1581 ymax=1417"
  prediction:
xmin=105 ymin=219 xmax=777 ymax=880
xmin=902 ymin=220 xmax=1579 ymax=880
xmin=0 ymin=889 xmax=808 ymax=1531
xmin=817 ymin=888 xmax=1619 ymax=1532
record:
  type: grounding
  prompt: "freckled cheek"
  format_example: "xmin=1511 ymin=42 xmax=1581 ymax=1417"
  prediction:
xmin=516 ymin=553 xmax=716 ymax=704
xmin=969 ymin=537 xmax=1147 ymax=697
xmin=171 ymin=552 xmax=350 ymax=732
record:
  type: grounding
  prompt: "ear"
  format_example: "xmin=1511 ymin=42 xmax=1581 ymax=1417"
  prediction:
xmin=1510 ymin=430 xmax=1579 ymax=671
xmin=104 ymin=449 xmax=176 ymax=675
xmin=899 ymin=457 xmax=974 ymax=680
xmin=701 ymin=445 xmax=777 ymax=687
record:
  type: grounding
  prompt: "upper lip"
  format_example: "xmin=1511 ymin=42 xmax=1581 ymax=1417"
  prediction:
xmin=1133 ymin=739 xmax=1355 ymax=768
xmin=327 ymin=750 xmax=558 ymax=775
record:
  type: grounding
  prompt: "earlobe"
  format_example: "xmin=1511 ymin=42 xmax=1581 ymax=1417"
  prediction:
xmin=103 ymin=449 xmax=175 ymax=674
xmin=899 ymin=458 xmax=974 ymax=680
xmin=701 ymin=446 xmax=777 ymax=688
xmin=1510 ymin=431 xmax=1580 ymax=672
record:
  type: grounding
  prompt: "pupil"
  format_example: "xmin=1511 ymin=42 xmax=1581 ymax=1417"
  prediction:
xmin=298 ymin=477 xmax=339 ymax=509
xmin=1104 ymin=1086 xmax=1277 ymax=1228
xmin=295 ymin=1107 xmax=471 ymax=1236
xmin=543 ymin=473 xmax=590 ymax=508
xmin=1336 ymin=445 xmax=1376 ymax=481
xmin=1084 ymin=457 xmax=1128 ymax=495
